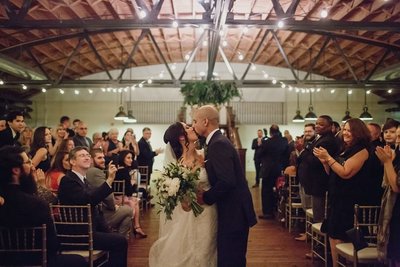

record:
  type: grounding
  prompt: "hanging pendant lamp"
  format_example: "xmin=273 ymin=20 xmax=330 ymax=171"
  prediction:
xmin=114 ymin=91 xmax=128 ymax=120
xmin=304 ymin=92 xmax=317 ymax=121
xmin=359 ymin=89 xmax=373 ymax=121
xmin=292 ymin=93 xmax=305 ymax=123
xmin=124 ymin=86 xmax=138 ymax=124
xmin=342 ymin=89 xmax=352 ymax=123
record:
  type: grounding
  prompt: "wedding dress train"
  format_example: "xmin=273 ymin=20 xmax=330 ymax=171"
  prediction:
xmin=149 ymin=168 xmax=217 ymax=267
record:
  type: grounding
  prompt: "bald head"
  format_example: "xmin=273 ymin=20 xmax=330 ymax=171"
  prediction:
xmin=192 ymin=105 xmax=219 ymax=137
xmin=198 ymin=105 xmax=219 ymax=124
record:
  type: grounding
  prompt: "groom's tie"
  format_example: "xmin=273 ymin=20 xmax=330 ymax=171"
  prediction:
xmin=204 ymin=143 xmax=208 ymax=158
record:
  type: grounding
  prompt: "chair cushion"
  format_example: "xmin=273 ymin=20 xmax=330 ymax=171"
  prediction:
xmin=291 ymin=203 xmax=303 ymax=208
xmin=62 ymin=250 xmax=107 ymax=260
xmin=336 ymin=243 xmax=378 ymax=261
xmin=306 ymin=209 xmax=313 ymax=217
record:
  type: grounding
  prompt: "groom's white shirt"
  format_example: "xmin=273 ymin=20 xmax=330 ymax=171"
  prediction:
xmin=206 ymin=128 xmax=219 ymax=145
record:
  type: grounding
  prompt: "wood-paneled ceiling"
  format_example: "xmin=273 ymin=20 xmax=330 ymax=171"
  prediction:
xmin=0 ymin=0 xmax=399 ymax=111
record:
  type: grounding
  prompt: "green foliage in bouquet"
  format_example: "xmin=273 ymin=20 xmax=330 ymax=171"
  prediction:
xmin=180 ymin=81 xmax=241 ymax=106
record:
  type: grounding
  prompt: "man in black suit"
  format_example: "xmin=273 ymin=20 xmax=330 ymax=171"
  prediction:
xmin=194 ymin=105 xmax=257 ymax=267
xmin=251 ymin=129 xmax=264 ymax=187
xmin=303 ymin=115 xmax=339 ymax=223
xmin=0 ymin=111 xmax=25 ymax=148
xmin=258 ymin=124 xmax=289 ymax=219
xmin=137 ymin=127 xmax=162 ymax=176
xmin=58 ymin=146 xmax=128 ymax=267
xmin=0 ymin=146 xmax=86 ymax=267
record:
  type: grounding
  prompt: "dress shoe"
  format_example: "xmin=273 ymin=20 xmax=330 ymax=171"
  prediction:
xmin=258 ymin=214 xmax=274 ymax=220
xmin=133 ymin=227 xmax=147 ymax=238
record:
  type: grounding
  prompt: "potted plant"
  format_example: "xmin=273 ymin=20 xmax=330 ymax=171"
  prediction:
xmin=180 ymin=81 xmax=241 ymax=106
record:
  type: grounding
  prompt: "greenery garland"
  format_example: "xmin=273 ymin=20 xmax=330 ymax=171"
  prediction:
xmin=180 ymin=81 xmax=241 ymax=106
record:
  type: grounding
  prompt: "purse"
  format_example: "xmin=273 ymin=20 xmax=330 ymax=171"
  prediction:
xmin=346 ymin=227 xmax=368 ymax=251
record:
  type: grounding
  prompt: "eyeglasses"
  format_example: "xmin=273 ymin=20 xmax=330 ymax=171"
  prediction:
xmin=79 ymin=127 xmax=88 ymax=130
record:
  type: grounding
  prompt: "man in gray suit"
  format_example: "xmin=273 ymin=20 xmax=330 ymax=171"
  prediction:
xmin=86 ymin=148 xmax=132 ymax=238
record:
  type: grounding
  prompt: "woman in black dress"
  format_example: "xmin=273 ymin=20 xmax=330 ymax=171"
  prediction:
xmin=115 ymin=150 xmax=147 ymax=238
xmin=376 ymin=128 xmax=400 ymax=266
xmin=313 ymin=118 xmax=371 ymax=267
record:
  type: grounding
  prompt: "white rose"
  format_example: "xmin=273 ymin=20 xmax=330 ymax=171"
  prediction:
xmin=163 ymin=178 xmax=172 ymax=188
xmin=167 ymin=178 xmax=180 ymax=196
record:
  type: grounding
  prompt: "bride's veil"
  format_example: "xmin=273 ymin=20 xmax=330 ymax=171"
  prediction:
xmin=163 ymin=142 xmax=177 ymax=166
xmin=158 ymin=142 xmax=177 ymax=235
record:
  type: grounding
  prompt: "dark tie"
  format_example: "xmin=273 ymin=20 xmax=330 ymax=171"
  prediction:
xmin=83 ymin=177 xmax=89 ymax=189
xmin=204 ymin=143 xmax=208 ymax=158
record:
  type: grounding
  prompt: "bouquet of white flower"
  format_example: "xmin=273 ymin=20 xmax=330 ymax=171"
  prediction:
xmin=154 ymin=162 xmax=204 ymax=220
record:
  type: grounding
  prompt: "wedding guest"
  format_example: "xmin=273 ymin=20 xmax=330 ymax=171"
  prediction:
xmin=259 ymin=124 xmax=288 ymax=219
xmin=0 ymin=117 xmax=6 ymax=131
xmin=115 ymin=150 xmax=146 ymax=238
xmin=30 ymin=126 xmax=52 ymax=173
xmin=58 ymin=137 xmax=75 ymax=153
xmin=72 ymin=121 xmax=92 ymax=148
xmin=368 ymin=122 xmax=383 ymax=148
xmin=0 ymin=145 xmax=86 ymax=267
xmin=72 ymin=119 xmax=81 ymax=134
xmin=46 ymin=150 xmax=70 ymax=194
xmin=58 ymin=146 xmax=128 ymax=266
xmin=0 ymin=111 xmax=25 ymax=148
xmin=59 ymin=115 xmax=75 ymax=137
xmin=313 ymin=118 xmax=372 ymax=267
xmin=103 ymin=128 xmax=123 ymax=162
xmin=19 ymin=126 xmax=33 ymax=151
xmin=87 ymin=148 xmax=133 ymax=238
xmin=49 ymin=124 xmax=68 ymax=156
xmin=382 ymin=119 xmax=399 ymax=147
xmin=122 ymin=129 xmax=140 ymax=157
xmin=137 ymin=127 xmax=163 ymax=177
xmin=92 ymin=132 xmax=105 ymax=149
xmin=375 ymin=144 xmax=400 ymax=266
xmin=251 ymin=129 xmax=263 ymax=188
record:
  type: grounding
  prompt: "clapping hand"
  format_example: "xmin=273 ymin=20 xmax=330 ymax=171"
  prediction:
xmin=313 ymin=146 xmax=330 ymax=163
xmin=375 ymin=145 xmax=393 ymax=164
xmin=33 ymin=168 xmax=46 ymax=186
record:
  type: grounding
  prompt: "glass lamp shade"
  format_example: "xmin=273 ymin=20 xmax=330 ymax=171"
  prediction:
xmin=124 ymin=110 xmax=137 ymax=123
xmin=342 ymin=110 xmax=352 ymax=123
xmin=304 ymin=106 xmax=317 ymax=121
xmin=114 ymin=106 xmax=128 ymax=120
xmin=292 ymin=110 xmax=305 ymax=123
xmin=359 ymin=106 xmax=373 ymax=121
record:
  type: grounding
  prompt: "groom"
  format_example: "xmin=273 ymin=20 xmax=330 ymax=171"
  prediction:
xmin=193 ymin=105 xmax=257 ymax=267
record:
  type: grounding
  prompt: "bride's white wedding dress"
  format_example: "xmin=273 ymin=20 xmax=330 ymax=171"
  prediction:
xmin=149 ymin=167 xmax=217 ymax=267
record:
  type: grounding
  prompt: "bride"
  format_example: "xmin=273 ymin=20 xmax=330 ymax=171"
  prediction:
xmin=149 ymin=122 xmax=217 ymax=267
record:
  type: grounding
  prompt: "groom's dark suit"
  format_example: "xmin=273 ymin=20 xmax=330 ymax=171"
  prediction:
xmin=203 ymin=130 xmax=257 ymax=267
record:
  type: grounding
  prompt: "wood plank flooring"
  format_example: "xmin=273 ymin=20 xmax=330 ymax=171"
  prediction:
xmin=127 ymin=173 xmax=321 ymax=267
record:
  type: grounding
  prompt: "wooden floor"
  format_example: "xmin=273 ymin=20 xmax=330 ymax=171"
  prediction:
xmin=127 ymin=174 xmax=322 ymax=267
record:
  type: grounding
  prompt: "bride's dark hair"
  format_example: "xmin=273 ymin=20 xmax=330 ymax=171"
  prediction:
xmin=163 ymin=122 xmax=189 ymax=159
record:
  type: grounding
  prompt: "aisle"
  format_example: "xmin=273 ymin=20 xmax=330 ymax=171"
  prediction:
xmin=127 ymin=182 xmax=319 ymax=267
